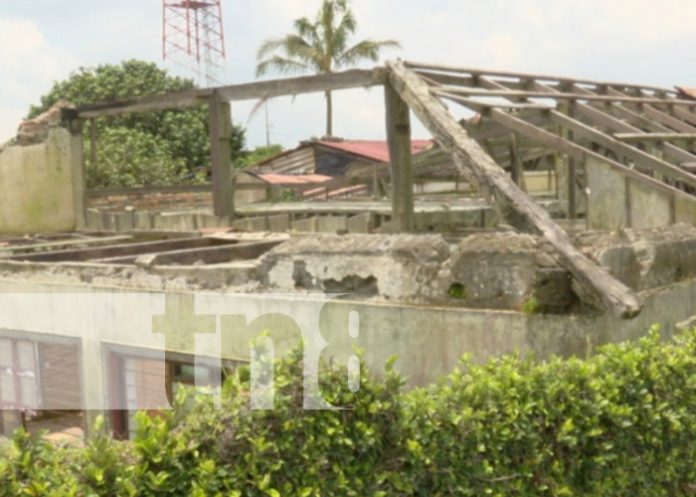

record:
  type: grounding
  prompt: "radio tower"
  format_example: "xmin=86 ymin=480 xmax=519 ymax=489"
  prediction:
xmin=162 ymin=0 xmax=226 ymax=86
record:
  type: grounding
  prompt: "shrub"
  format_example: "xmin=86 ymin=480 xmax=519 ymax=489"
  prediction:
xmin=3 ymin=328 xmax=696 ymax=495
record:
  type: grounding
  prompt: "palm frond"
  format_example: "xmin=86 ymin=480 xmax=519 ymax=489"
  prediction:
xmin=256 ymin=0 xmax=401 ymax=78
xmin=337 ymin=39 xmax=401 ymax=68
xmin=331 ymin=10 xmax=356 ymax=55
xmin=294 ymin=17 xmax=317 ymax=42
xmin=256 ymin=56 xmax=311 ymax=77
xmin=256 ymin=32 xmax=324 ymax=77
xmin=257 ymin=38 xmax=287 ymax=60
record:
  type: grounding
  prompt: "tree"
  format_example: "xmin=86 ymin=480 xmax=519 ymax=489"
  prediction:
xmin=234 ymin=144 xmax=284 ymax=169
xmin=29 ymin=60 xmax=246 ymax=188
xmin=88 ymin=128 xmax=186 ymax=189
xmin=256 ymin=0 xmax=400 ymax=136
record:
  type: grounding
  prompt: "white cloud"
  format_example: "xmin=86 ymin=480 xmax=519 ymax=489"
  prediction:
xmin=0 ymin=18 xmax=79 ymax=140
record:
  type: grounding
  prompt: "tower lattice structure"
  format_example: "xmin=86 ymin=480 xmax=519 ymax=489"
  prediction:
xmin=162 ymin=0 xmax=226 ymax=86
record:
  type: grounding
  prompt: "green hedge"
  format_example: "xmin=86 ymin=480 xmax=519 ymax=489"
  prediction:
xmin=3 ymin=328 xmax=696 ymax=496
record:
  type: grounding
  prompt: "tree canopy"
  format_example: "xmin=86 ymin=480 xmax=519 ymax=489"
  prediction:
xmin=30 ymin=60 xmax=245 ymax=188
xmin=256 ymin=0 xmax=400 ymax=136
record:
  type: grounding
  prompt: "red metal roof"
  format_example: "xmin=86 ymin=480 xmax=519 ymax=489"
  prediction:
xmin=256 ymin=173 xmax=332 ymax=185
xmin=676 ymin=86 xmax=696 ymax=101
xmin=316 ymin=139 xmax=434 ymax=162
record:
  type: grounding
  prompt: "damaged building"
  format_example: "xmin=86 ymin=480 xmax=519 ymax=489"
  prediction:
xmin=2 ymin=61 xmax=696 ymax=440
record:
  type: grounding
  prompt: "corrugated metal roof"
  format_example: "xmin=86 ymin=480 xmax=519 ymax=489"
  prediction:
xmin=255 ymin=173 xmax=332 ymax=185
xmin=316 ymin=139 xmax=434 ymax=162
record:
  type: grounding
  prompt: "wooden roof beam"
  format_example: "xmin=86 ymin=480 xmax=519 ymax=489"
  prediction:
xmin=532 ymin=81 xmax=696 ymax=170
xmin=436 ymin=92 xmax=553 ymax=110
xmin=388 ymin=60 xmax=642 ymax=318
xmin=431 ymin=86 xmax=696 ymax=106
xmin=77 ymin=68 xmax=387 ymax=119
xmin=604 ymin=88 xmax=696 ymax=133
xmin=99 ymin=240 xmax=282 ymax=265
xmin=660 ymin=105 xmax=696 ymax=128
xmin=570 ymin=84 xmax=696 ymax=163
xmin=614 ymin=133 xmax=696 ymax=142
xmin=448 ymin=97 xmax=693 ymax=201
xmin=548 ymin=110 xmax=696 ymax=188
xmin=405 ymin=60 xmax=676 ymax=95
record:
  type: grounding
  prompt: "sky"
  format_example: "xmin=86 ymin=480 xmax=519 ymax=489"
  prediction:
xmin=1 ymin=0 xmax=696 ymax=148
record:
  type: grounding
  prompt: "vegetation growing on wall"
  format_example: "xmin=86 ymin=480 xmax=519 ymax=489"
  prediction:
xmin=3 ymin=328 xmax=696 ymax=496
xmin=29 ymin=60 xmax=246 ymax=188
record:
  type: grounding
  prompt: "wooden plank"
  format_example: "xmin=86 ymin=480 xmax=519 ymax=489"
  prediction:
xmin=432 ymin=86 xmax=696 ymax=106
xmin=387 ymin=60 xmax=643 ymax=318
xmin=563 ymin=105 xmax=578 ymax=220
xmin=77 ymin=69 xmax=386 ymax=119
xmin=385 ymin=81 xmax=415 ymax=232
xmin=614 ymin=133 xmax=696 ymax=142
xmin=548 ymin=110 xmax=696 ymax=188
xmin=509 ymin=133 xmax=528 ymax=192
xmin=563 ymin=84 xmax=696 ymax=165
xmin=482 ymin=76 xmax=688 ymax=166
xmin=209 ymin=91 xmax=234 ymax=217
xmin=485 ymin=107 xmax=694 ymax=201
xmin=606 ymin=88 xmax=696 ymax=133
xmin=594 ymin=101 xmax=671 ymax=133
xmin=101 ymin=240 xmax=282 ymax=265
xmin=640 ymin=104 xmax=696 ymax=133
xmin=77 ymin=89 xmax=207 ymax=119
xmin=437 ymin=92 xmax=552 ymax=110
xmin=667 ymin=106 xmax=696 ymax=127
xmin=217 ymin=68 xmax=387 ymax=102
xmin=11 ymin=237 xmax=229 ymax=262
xmin=405 ymin=61 xmax=675 ymax=94
xmin=89 ymin=119 xmax=98 ymax=166
xmin=0 ymin=235 xmax=132 ymax=255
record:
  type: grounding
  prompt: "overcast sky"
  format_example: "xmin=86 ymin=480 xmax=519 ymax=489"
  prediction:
xmin=1 ymin=0 xmax=695 ymax=147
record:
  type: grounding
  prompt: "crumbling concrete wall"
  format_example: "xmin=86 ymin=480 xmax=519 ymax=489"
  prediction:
xmin=0 ymin=104 xmax=81 ymax=234
xmin=576 ymin=224 xmax=696 ymax=290
xmin=259 ymin=225 xmax=696 ymax=313
xmin=262 ymin=234 xmax=450 ymax=302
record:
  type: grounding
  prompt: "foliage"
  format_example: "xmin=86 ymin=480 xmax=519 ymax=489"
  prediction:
xmin=521 ymin=296 xmax=541 ymax=315
xmin=256 ymin=0 xmax=401 ymax=135
xmin=86 ymin=127 xmax=188 ymax=189
xmin=234 ymin=144 xmax=284 ymax=169
xmin=5 ymin=328 xmax=696 ymax=495
xmin=29 ymin=60 xmax=245 ymax=188
xmin=448 ymin=282 xmax=468 ymax=300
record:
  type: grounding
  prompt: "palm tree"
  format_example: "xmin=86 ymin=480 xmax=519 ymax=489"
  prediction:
xmin=256 ymin=0 xmax=401 ymax=137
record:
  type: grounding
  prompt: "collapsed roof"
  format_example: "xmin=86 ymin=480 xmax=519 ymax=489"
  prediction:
xmin=69 ymin=61 xmax=696 ymax=319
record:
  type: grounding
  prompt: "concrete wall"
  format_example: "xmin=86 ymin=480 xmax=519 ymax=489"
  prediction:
xmin=0 ymin=128 xmax=78 ymax=234
xmin=585 ymin=156 xmax=696 ymax=231
xmin=0 ymin=276 xmax=695 ymax=394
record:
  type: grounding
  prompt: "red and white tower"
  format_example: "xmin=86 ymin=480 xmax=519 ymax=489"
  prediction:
xmin=162 ymin=0 xmax=227 ymax=86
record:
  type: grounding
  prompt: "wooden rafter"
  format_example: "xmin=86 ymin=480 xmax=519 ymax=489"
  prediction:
xmin=387 ymin=60 xmax=643 ymax=318
xmin=415 ymin=63 xmax=696 ymax=192
xmin=406 ymin=62 xmax=675 ymax=94
xmin=76 ymin=68 xmax=387 ymax=119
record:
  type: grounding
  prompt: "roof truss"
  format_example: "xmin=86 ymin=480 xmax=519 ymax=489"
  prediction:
xmin=405 ymin=61 xmax=696 ymax=196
